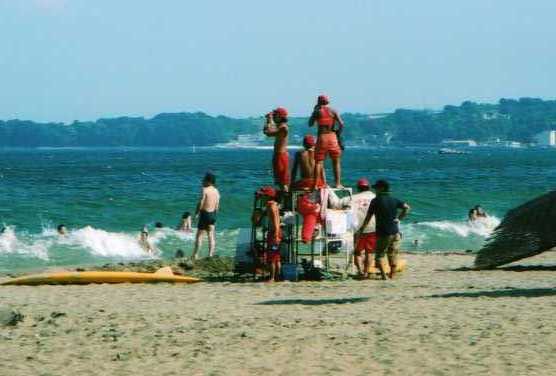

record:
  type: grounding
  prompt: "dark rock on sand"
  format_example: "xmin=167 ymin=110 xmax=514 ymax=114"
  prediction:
xmin=0 ymin=306 xmax=24 ymax=326
xmin=88 ymin=256 xmax=235 ymax=279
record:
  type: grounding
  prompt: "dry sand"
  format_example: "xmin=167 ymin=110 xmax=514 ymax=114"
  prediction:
xmin=1 ymin=252 xmax=556 ymax=376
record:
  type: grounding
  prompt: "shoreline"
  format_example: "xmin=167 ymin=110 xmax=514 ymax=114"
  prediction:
xmin=3 ymin=248 xmax=556 ymax=280
xmin=1 ymin=252 xmax=556 ymax=375
xmin=0 ymin=250 xmax=481 ymax=279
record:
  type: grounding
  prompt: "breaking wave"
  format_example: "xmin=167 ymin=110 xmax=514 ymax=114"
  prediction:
xmin=417 ymin=216 xmax=500 ymax=238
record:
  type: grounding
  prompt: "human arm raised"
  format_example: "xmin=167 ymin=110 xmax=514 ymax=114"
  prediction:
xmin=308 ymin=107 xmax=318 ymax=127
xmin=264 ymin=123 xmax=287 ymax=137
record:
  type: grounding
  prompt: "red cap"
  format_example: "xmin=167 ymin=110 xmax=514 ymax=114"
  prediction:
xmin=357 ymin=178 xmax=370 ymax=188
xmin=273 ymin=107 xmax=288 ymax=118
xmin=317 ymin=95 xmax=329 ymax=105
xmin=256 ymin=186 xmax=277 ymax=199
xmin=303 ymin=134 xmax=316 ymax=147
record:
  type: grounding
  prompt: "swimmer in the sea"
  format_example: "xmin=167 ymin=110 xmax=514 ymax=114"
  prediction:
xmin=139 ymin=227 xmax=156 ymax=255
xmin=177 ymin=212 xmax=192 ymax=232
xmin=469 ymin=205 xmax=488 ymax=221
xmin=57 ymin=224 xmax=68 ymax=236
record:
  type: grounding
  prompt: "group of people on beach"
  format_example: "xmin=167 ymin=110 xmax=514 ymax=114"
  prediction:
xmin=140 ymin=172 xmax=221 ymax=259
xmin=50 ymin=172 xmax=221 ymax=260
xmin=46 ymin=95 xmax=412 ymax=281
xmin=263 ymin=95 xmax=345 ymax=192
xmin=260 ymin=95 xmax=411 ymax=281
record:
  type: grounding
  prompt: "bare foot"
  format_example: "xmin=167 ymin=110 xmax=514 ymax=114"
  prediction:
xmin=389 ymin=265 xmax=397 ymax=279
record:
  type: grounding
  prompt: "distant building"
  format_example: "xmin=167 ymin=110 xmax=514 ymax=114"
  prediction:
xmin=481 ymin=111 xmax=510 ymax=120
xmin=441 ymin=139 xmax=478 ymax=147
xmin=368 ymin=113 xmax=389 ymax=120
xmin=533 ymin=131 xmax=556 ymax=146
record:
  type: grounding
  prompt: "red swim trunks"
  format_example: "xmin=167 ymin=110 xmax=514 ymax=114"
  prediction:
xmin=267 ymin=230 xmax=282 ymax=263
xmin=268 ymin=248 xmax=281 ymax=263
xmin=273 ymin=152 xmax=290 ymax=185
xmin=355 ymin=232 xmax=377 ymax=254
xmin=292 ymin=178 xmax=325 ymax=190
xmin=315 ymin=133 xmax=341 ymax=162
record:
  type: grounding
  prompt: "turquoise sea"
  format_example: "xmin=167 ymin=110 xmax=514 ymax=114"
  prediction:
xmin=0 ymin=145 xmax=554 ymax=273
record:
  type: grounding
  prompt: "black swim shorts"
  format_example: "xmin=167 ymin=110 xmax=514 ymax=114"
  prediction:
xmin=198 ymin=210 xmax=217 ymax=230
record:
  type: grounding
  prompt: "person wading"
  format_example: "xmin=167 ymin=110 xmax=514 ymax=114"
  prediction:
xmin=192 ymin=172 xmax=220 ymax=259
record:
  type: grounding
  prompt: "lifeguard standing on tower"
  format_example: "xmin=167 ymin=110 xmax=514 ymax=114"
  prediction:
xmin=309 ymin=95 xmax=344 ymax=189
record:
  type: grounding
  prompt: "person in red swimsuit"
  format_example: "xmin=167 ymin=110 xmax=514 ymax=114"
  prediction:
xmin=264 ymin=107 xmax=290 ymax=192
xmin=308 ymin=95 xmax=345 ymax=188
xmin=265 ymin=190 xmax=282 ymax=282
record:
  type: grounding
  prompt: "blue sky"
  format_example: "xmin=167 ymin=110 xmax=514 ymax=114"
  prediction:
xmin=1 ymin=0 xmax=555 ymax=122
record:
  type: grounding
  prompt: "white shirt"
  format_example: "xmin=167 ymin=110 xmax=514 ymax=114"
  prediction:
xmin=330 ymin=190 xmax=376 ymax=234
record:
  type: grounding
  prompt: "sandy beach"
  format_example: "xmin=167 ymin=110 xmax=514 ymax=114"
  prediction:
xmin=1 ymin=252 xmax=556 ymax=376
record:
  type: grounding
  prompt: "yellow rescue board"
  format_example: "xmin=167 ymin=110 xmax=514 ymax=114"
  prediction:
xmin=0 ymin=267 xmax=201 ymax=286
xmin=367 ymin=259 xmax=407 ymax=275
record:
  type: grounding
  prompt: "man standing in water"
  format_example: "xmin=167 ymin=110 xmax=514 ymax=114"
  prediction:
xmin=309 ymin=95 xmax=344 ymax=188
xmin=291 ymin=134 xmax=322 ymax=190
xmin=359 ymin=180 xmax=410 ymax=280
xmin=192 ymin=172 xmax=221 ymax=259
xmin=264 ymin=107 xmax=290 ymax=192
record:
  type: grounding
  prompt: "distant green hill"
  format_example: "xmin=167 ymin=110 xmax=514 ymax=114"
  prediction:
xmin=341 ymin=97 xmax=556 ymax=144
xmin=0 ymin=112 xmax=259 ymax=147
xmin=1 ymin=97 xmax=555 ymax=147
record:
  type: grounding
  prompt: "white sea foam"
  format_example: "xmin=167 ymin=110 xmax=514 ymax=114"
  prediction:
xmin=149 ymin=227 xmax=194 ymax=243
xmin=68 ymin=226 xmax=150 ymax=259
xmin=0 ymin=226 xmax=50 ymax=260
xmin=0 ymin=226 xmax=19 ymax=253
xmin=415 ymin=216 xmax=500 ymax=238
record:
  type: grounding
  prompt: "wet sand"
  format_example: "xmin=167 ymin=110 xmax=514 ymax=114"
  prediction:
xmin=1 ymin=252 xmax=556 ymax=376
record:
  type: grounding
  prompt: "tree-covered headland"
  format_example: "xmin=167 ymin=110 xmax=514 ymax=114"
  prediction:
xmin=1 ymin=97 xmax=555 ymax=147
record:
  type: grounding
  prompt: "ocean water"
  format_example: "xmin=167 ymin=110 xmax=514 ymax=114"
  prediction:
xmin=1 ymin=146 xmax=554 ymax=273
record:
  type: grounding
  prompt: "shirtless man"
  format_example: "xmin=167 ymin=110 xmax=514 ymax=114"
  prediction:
xmin=264 ymin=107 xmax=290 ymax=192
xmin=291 ymin=134 xmax=322 ymax=190
xmin=309 ymin=95 xmax=344 ymax=188
xmin=192 ymin=172 xmax=221 ymax=259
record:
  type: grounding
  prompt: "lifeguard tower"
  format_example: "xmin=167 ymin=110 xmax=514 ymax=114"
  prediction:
xmin=235 ymin=187 xmax=354 ymax=280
